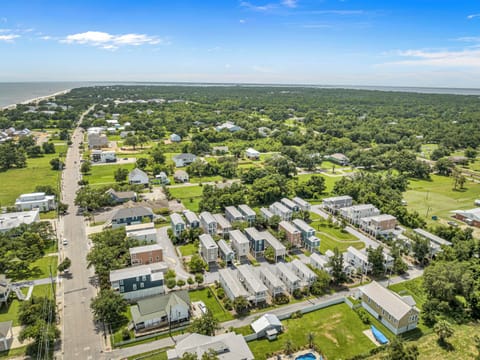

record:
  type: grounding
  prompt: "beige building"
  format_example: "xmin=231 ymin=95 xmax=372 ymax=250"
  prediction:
xmin=357 ymin=281 xmax=419 ymax=335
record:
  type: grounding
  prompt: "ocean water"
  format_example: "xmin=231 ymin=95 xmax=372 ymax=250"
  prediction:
xmin=1 ymin=82 xmax=480 ymax=108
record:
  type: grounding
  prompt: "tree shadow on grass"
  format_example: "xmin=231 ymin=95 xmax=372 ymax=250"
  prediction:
xmin=437 ymin=339 xmax=455 ymax=352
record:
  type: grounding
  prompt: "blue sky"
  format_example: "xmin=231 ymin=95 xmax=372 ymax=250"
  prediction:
xmin=1 ymin=0 xmax=479 ymax=87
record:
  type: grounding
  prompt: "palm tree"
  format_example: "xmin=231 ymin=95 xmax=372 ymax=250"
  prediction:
xmin=307 ymin=332 xmax=315 ymax=349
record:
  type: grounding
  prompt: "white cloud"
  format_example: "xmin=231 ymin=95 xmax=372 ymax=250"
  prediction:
xmin=239 ymin=19 xmax=246 ymax=23
xmin=282 ymin=0 xmax=298 ymax=8
xmin=467 ymin=13 xmax=480 ymax=20
xmin=385 ymin=48 xmax=480 ymax=68
xmin=0 ymin=34 xmax=19 ymax=42
xmin=40 ymin=35 xmax=52 ymax=40
xmin=61 ymin=31 xmax=164 ymax=50
xmin=240 ymin=1 xmax=277 ymax=12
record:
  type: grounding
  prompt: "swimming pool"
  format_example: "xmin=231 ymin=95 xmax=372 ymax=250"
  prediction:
xmin=295 ymin=353 xmax=316 ymax=360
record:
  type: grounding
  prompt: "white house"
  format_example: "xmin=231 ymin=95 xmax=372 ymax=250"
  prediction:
xmin=224 ymin=206 xmax=244 ymax=223
xmin=262 ymin=231 xmax=286 ymax=262
xmin=172 ymin=153 xmax=197 ymax=167
xmin=258 ymin=267 xmax=286 ymax=297
xmin=173 ymin=170 xmax=189 ymax=183
xmin=260 ymin=207 xmax=274 ymax=221
xmin=129 ymin=168 xmax=149 ymax=186
xmin=229 ymin=229 xmax=249 ymax=260
xmin=340 ymin=204 xmax=380 ymax=225
xmin=237 ymin=264 xmax=268 ymax=304
xmin=245 ymin=147 xmax=260 ymax=159
xmin=275 ymin=262 xmax=301 ymax=293
xmin=219 ymin=268 xmax=249 ymax=302
xmin=281 ymin=198 xmax=299 ymax=212
xmin=291 ymin=259 xmax=317 ymax=286
xmin=199 ymin=234 xmax=218 ymax=264
xmin=200 ymin=211 xmax=217 ymax=235
xmin=218 ymin=239 xmax=235 ymax=265
xmin=0 ymin=209 xmax=40 ymax=233
xmin=15 ymin=192 xmax=56 ymax=212
xmin=310 ymin=253 xmax=332 ymax=274
xmin=183 ymin=210 xmax=200 ymax=228
xmin=238 ymin=204 xmax=256 ymax=225
xmin=269 ymin=202 xmax=292 ymax=221
xmin=322 ymin=195 xmax=353 ymax=213
xmin=251 ymin=314 xmax=283 ymax=340
xmin=213 ymin=213 xmax=232 ymax=238
xmin=292 ymin=197 xmax=311 ymax=211
xmin=91 ymin=150 xmax=116 ymax=163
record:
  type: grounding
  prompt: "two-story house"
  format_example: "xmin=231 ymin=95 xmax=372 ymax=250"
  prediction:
xmin=199 ymin=211 xmax=217 ymax=236
xmin=237 ymin=264 xmax=268 ymax=305
xmin=15 ymin=192 xmax=56 ymax=212
xmin=292 ymin=197 xmax=311 ymax=212
xmin=129 ymin=168 xmax=149 ymax=186
xmin=172 ymin=153 xmax=197 ymax=167
xmin=224 ymin=206 xmax=244 ymax=224
xmin=322 ymin=195 xmax=353 ymax=213
xmin=340 ymin=204 xmax=380 ymax=225
xmin=129 ymin=244 xmax=163 ymax=266
xmin=238 ymin=204 xmax=256 ymax=226
xmin=170 ymin=213 xmax=186 ymax=238
xmin=279 ymin=221 xmax=302 ymax=247
xmin=110 ymin=206 xmax=154 ymax=228
xmin=213 ymin=213 xmax=232 ymax=238
xmin=258 ymin=267 xmax=286 ymax=297
xmin=219 ymin=268 xmax=249 ymax=302
xmin=183 ymin=210 xmax=200 ymax=229
xmin=244 ymin=227 xmax=265 ymax=258
xmin=275 ymin=263 xmax=301 ymax=294
xmin=280 ymin=198 xmax=299 ymax=212
xmin=360 ymin=214 xmax=397 ymax=237
xmin=290 ymin=259 xmax=317 ymax=287
xmin=269 ymin=202 xmax=292 ymax=221
xmin=229 ymin=229 xmax=249 ymax=261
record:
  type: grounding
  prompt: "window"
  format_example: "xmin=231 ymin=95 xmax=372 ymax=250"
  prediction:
xmin=142 ymin=275 xmax=146 ymax=282
xmin=120 ymin=286 xmax=124 ymax=293
xmin=136 ymin=276 xmax=139 ymax=282
xmin=140 ymin=282 xmax=144 ymax=288
xmin=119 ymin=280 xmax=124 ymax=285
xmin=132 ymin=284 xmax=137 ymax=291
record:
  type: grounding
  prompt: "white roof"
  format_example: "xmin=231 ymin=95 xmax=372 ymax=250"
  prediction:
xmin=219 ymin=268 xmax=249 ymax=298
xmin=452 ymin=208 xmax=480 ymax=221
xmin=413 ymin=228 xmax=452 ymax=247
xmin=200 ymin=211 xmax=216 ymax=224
xmin=213 ymin=214 xmax=232 ymax=229
xmin=129 ymin=244 xmax=162 ymax=255
xmin=310 ymin=252 xmax=329 ymax=267
xmin=276 ymin=262 xmax=300 ymax=284
xmin=245 ymin=227 xmax=263 ymax=241
xmin=292 ymin=197 xmax=309 ymax=207
xmin=183 ymin=210 xmax=199 ymax=224
xmin=0 ymin=209 xmax=39 ymax=231
xmin=224 ymin=206 xmax=243 ymax=219
xmin=291 ymin=259 xmax=317 ymax=278
xmin=281 ymin=198 xmax=298 ymax=209
xmin=229 ymin=229 xmax=249 ymax=245
xmin=109 ymin=263 xmax=165 ymax=282
xmin=367 ymin=214 xmax=397 ymax=222
xmin=262 ymin=231 xmax=286 ymax=252
xmin=237 ymin=264 xmax=268 ymax=293
xmin=199 ymin=234 xmax=218 ymax=249
xmin=271 ymin=202 xmax=291 ymax=214
xmin=125 ymin=222 xmax=155 ymax=232
xmin=343 ymin=204 xmax=378 ymax=212
xmin=218 ymin=239 xmax=234 ymax=255
xmin=251 ymin=313 xmax=282 ymax=334
xmin=238 ymin=204 xmax=256 ymax=217
xmin=279 ymin=221 xmax=300 ymax=234
xmin=245 ymin=147 xmax=260 ymax=155
xmin=126 ymin=228 xmax=157 ymax=237
xmin=323 ymin=195 xmax=352 ymax=202
xmin=170 ymin=213 xmax=185 ymax=226
xmin=359 ymin=281 xmax=417 ymax=321
xmin=347 ymin=246 xmax=369 ymax=263
xmin=292 ymin=218 xmax=315 ymax=233
xmin=259 ymin=267 xmax=285 ymax=289
xmin=260 ymin=207 xmax=274 ymax=218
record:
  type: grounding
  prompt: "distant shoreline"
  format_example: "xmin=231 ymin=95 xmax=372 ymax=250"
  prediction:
xmin=1 ymin=89 xmax=72 ymax=110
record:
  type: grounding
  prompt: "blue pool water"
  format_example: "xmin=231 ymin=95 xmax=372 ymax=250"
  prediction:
xmin=295 ymin=353 xmax=317 ymax=360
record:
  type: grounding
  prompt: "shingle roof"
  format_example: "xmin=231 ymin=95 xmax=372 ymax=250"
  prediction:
xmin=219 ymin=268 xmax=249 ymax=298
xmin=111 ymin=206 xmax=153 ymax=221
xmin=238 ymin=204 xmax=256 ymax=217
xmin=229 ymin=229 xmax=249 ymax=245
xmin=237 ymin=264 xmax=267 ymax=293
xmin=413 ymin=228 xmax=452 ymax=246
xmin=129 ymin=244 xmax=162 ymax=255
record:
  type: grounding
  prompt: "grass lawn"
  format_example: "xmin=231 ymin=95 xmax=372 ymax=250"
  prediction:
xmin=248 ymin=303 xmax=377 ymax=360
xmin=0 ymin=152 xmax=64 ymax=205
xmin=127 ymin=348 xmax=171 ymax=360
xmin=84 ymin=163 xmax=136 ymax=186
xmin=25 ymin=255 xmax=58 ymax=280
xmin=310 ymin=221 xmax=365 ymax=253
xmin=404 ymin=174 xmax=480 ymax=225
xmin=169 ymin=185 xmax=203 ymax=212
xmin=31 ymin=283 xmax=56 ymax=300
xmin=0 ymin=346 xmax=27 ymax=359
xmin=0 ymin=298 xmax=22 ymax=326
xmin=296 ymin=173 xmax=340 ymax=194
xmin=189 ymin=287 xmax=234 ymax=322
xmin=389 ymin=277 xmax=427 ymax=309
xmin=178 ymin=243 xmax=198 ymax=256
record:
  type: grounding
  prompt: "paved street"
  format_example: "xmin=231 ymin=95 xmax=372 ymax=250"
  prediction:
xmin=157 ymin=226 xmax=191 ymax=280
xmin=58 ymin=106 xmax=105 ymax=360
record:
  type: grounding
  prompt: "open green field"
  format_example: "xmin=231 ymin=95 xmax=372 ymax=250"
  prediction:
xmin=178 ymin=243 xmax=198 ymax=256
xmin=25 ymin=255 xmax=58 ymax=280
xmin=296 ymin=173 xmax=341 ymax=195
xmin=189 ymin=287 xmax=234 ymax=322
xmin=0 ymin=147 xmax=66 ymax=205
xmin=247 ymin=303 xmax=377 ymax=360
xmin=84 ymin=163 xmax=136 ymax=185
xmin=389 ymin=277 xmax=427 ymax=309
xmin=404 ymin=174 xmax=480 ymax=225
xmin=169 ymin=185 xmax=203 ymax=212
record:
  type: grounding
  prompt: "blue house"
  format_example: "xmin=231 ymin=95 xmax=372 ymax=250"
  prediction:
xmin=244 ymin=227 xmax=265 ymax=258
xmin=109 ymin=262 xmax=166 ymax=301
xmin=110 ymin=206 xmax=154 ymax=228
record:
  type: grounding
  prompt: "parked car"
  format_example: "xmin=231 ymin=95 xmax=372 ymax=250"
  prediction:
xmin=62 ymin=238 xmax=68 ymax=245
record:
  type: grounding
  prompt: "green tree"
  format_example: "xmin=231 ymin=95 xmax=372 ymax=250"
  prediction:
xmin=384 ymin=337 xmax=419 ymax=360
xmin=136 ymin=158 xmax=149 ymax=170
xmin=42 ymin=141 xmax=56 ymax=154
xmin=233 ymin=296 xmax=249 ymax=315
xmin=367 ymin=246 xmax=385 ymax=276
xmin=434 ymin=158 xmax=454 ymax=176
xmin=264 ymin=246 xmax=275 ymax=263
xmin=150 ymin=146 xmax=166 ymax=164
xmin=124 ymin=134 xmax=139 ymax=150
xmin=201 ymin=349 xmax=220 ymax=360
xmin=190 ymin=310 xmax=219 ymax=336
xmin=465 ymin=147 xmax=477 ymax=160
xmin=58 ymin=257 xmax=71 ymax=272
xmin=195 ymin=273 xmax=204 ymax=287
xmin=180 ymin=353 xmax=197 ymax=360
xmin=50 ymin=157 xmax=64 ymax=170
xmin=329 ymin=247 xmax=347 ymax=284
xmin=434 ymin=319 xmax=454 ymax=345
xmin=284 ymin=338 xmax=294 ymax=355
xmin=189 ymin=254 xmax=206 ymax=273
xmin=90 ymin=288 xmax=128 ymax=325
xmin=114 ymin=168 xmax=129 ymax=183
xmin=412 ymin=236 xmax=430 ymax=265
xmin=80 ymin=160 xmax=91 ymax=174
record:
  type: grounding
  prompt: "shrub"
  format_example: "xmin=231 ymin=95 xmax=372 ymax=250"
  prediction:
xmin=290 ymin=310 xmax=303 ymax=319
xmin=154 ymin=207 xmax=170 ymax=215
xmin=355 ymin=307 xmax=370 ymax=324
xmin=217 ymin=288 xmax=225 ymax=300
xmin=122 ymin=329 xmax=131 ymax=341
xmin=292 ymin=289 xmax=303 ymax=299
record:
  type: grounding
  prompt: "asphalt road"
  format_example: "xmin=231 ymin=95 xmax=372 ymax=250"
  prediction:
xmin=59 ymin=107 xmax=105 ymax=360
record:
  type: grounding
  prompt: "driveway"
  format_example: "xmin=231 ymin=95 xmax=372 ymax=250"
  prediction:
xmin=157 ymin=226 xmax=190 ymax=280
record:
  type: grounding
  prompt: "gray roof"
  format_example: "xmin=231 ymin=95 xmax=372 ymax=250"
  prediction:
xmin=129 ymin=244 xmax=163 ymax=255
xmin=260 ymin=207 xmax=274 ymax=218
xmin=281 ymin=198 xmax=298 ymax=210
xmin=292 ymin=197 xmax=309 ymax=207
xmin=106 ymin=188 xmax=137 ymax=199
xmin=261 ymin=231 xmax=286 ymax=252
xmin=237 ymin=264 xmax=268 ymax=293
xmin=367 ymin=214 xmax=397 ymax=223
xmin=218 ymin=239 xmax=234 ymax=255
xmin=245 ymin=227 xmax=263 ymax=241
xmin=238 ymin=204 xmax=256 ymax=217
xmin=291 ymin=259 xmax=317 ymax=279
xmin=0 ymin=320 xmax=12 ymax=338
xmin=359 ymin=281 xmax=418 ymax=321
xmin=200 ymin=211 xmax=216 ymax=225
xmin=292 ymin=218 xmax=315 ymax=233
xmin=229 ymin=229 xmax=249 ymax=245
xmin=131 ymin=290 xmax=190 ymax=324
xmin=279 ymin=220 xmax=300 ymax=234
xmin=111 ymin=206 xmax=153 ymax=221
xmin=219 ymin=268 xmax=249 ymax=298
xmin=170 ymin=213 xmax=185 ymax=226
xmin=259 ymin=267 xmax=285 ymax=289
xmin=167 ymin=332 xmax=254 ymax=360
xmin=271 ymin=201 xmax=290 ymax=214
xmin=251 ymin=314 xmax=282 ymax=334
xmin=199 ymin=234 xmax=218 ymax=249
xmin=109 ymin=262 xmax=166 ymax=282
xmin=129 ymin=168 xmax=148 ymax=180
xmin=310 ymin=253 xmax=329 ymax=268
xmin=276 ymin=262 xmax=300 ymax=284
xmin=213 ymin=214 xmax=232 ymax=229
xmin=183 ymin=210 xmax=199 ymax=224
xmin=413 ymin=228 xmax=452 ymax=247
xmin=343 ymin=204 xmax=378 ymax=212
xmin=224 ymin=206 xmax=243 ymax=219
xmin=174 ymin=170 xmax=188 ymax=177
xmin=322 ymin=195 xmax=353 ymax=203
xmin=0 ymin=209 xmax=39 ymax=232
xmin=173 ymin=153 xmax=196 ymax=161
